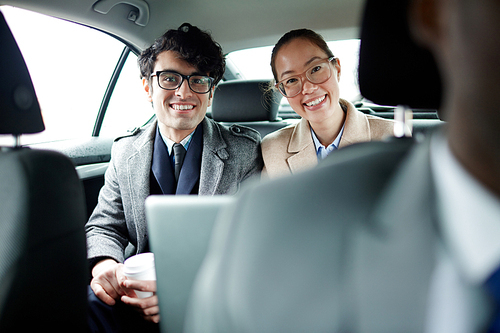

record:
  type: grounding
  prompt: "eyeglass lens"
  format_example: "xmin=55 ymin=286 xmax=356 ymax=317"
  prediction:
xmin=279 ymin=60 xmax=333 ymax=97
xmin=158 ymin=72 xmax=212 ymax=93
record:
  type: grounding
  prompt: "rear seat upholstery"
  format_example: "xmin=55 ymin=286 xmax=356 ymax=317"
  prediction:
xmin=211 ymin=79 xmax=289 ymax=137
xmin=212 ymin=79 xmax=444 ymax=141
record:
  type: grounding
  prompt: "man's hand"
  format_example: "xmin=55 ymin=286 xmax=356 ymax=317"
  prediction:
xmin=121 ymin=279 xmax=160 ymax=323
xmin=90 ymin=259 xmax=160 ymax=323
xmin=90 ymin=259 xmax=130 ymax=306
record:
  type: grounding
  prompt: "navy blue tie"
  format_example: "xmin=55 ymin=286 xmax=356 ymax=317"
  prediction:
xmin=485 ymin=267 xmax=500 ymax=332
xmin=172 ymin=143 xmax=186 ymax=182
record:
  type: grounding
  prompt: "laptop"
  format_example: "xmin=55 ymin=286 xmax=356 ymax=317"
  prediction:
xmin=145 ymin=195 xmax=234 ymax=333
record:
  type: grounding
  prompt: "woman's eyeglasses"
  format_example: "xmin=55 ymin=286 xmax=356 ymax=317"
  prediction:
xmin=275 ymin=57 xmax=336 ymax=98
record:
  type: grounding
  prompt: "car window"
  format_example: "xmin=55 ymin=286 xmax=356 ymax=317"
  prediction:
xmin=101 ymin=52 xmax=155 ymax=137
xmin=0 ymin=6 xmax=153 ymax=146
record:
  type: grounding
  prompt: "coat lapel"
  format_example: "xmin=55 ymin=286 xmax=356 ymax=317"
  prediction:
xmin=126 ymin=122 xmax=156 ymax=252
xmin=199 ymin=118 xmax=227 ymax=195
xmin=338 ymin=101 xmax=372 ymax=148
xmin=286 ymin=118 xmax=318 ymax=173
xmin=286 ymin=99 xmax=365 ymax=172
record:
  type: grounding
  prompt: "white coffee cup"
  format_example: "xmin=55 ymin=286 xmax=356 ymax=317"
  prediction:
xmin=123 ymin=252 xmax=157 ymax=298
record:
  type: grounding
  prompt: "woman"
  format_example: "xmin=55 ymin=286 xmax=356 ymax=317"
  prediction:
xmin=262 ymin=29 xmax=396 ymax=178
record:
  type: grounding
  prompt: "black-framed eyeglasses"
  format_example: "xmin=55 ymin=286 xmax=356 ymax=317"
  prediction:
xmin=275 ymin=57 xmax=336 ymax=98
xmin=150 ymin=71 xmax=214 ymax=94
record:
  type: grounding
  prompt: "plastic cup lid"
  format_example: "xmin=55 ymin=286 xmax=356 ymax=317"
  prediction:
xmin=123 ymin=252 xmax=155 ymax=275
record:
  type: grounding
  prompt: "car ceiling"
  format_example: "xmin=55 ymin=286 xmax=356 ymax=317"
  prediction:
xmin=0 ymin=0 xmax=364 ymax=53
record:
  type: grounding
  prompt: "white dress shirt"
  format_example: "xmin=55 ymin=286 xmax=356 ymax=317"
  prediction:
xmin=426 ymin=133 xmax=500 ymax=332
xmin=161 ymin=130 xmax=194 ymax=156
xmin=311 ymin=124 xmax=345 ymax=160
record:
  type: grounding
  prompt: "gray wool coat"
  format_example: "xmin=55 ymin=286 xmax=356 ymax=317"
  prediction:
xmin=85 ymin=117 xmax=263 ymax=265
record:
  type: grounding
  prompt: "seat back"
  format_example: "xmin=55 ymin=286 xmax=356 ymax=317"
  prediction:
xmin=211 ymin=79 xmax=288 ymax=137
xmin=146 ymin=195 xmax=235 ymax=333
xmin=0 ymin=11 xmax=88 ymax=331
xmin=358 ymin=0 xmax=442 ymax=110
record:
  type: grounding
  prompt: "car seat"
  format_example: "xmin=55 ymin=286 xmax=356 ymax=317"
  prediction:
xmin=358 ymin=0 xmax=442 ymax=111
xmin=211 ymin=79 xmax=288 ymax=137
xmin=0 ymin=10 xmax=89 ymax=331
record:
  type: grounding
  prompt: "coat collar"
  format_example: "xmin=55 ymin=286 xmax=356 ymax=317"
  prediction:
xmin=288 ymin=117 xmax=314 ymax=153
xmin=128 ymin=117 xmax=230 ymax=196
xmin=200 ymin=117 xmax=228 ymax=158
xmin=285 ymin=118 xmax=317 ymax=173
xmin=198 ymin=117 xmax=228 ymax=195
xmin=288 ymin=99 xmax=369 ymax=151
xmin=286 ymin=99 xmax=368 ymax=173
xmin=338 ymin=99 xmax=371 ymax=148
xmin=131 ymin=120 xmax=157 ymax=153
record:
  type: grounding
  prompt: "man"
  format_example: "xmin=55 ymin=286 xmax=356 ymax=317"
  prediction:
xmin=185 ymin=0 xmax=500 ymax=331
xmin=86 ymin=23 xmax=262 ymax=331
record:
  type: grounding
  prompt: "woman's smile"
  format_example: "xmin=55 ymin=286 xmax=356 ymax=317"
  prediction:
xmin=304 ymin=95 xmax=327 ymax=108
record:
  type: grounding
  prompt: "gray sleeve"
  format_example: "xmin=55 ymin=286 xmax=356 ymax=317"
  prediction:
xmin=85 ymin=152 xmax=129 ymax=265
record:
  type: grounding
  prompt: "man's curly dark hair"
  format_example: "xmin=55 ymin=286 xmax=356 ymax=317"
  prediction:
xmin=138 ymin=23 xmax=225 ymax=86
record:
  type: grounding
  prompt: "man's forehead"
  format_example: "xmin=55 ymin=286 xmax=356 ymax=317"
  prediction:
xmin=154 ymin=50 xmax=203 ymax=74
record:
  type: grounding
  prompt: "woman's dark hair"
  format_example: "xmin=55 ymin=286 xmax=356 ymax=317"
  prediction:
xmin=138 ymin=23 xmax=225 ymax=85
xmin=270 ymin=29 xmax=334 ymax=82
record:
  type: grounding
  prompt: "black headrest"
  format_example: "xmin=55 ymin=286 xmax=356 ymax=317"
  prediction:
xmin=211 ymin=80 xmax=282 ymax=122
xmin=0 ymin=11 xmax=44 ymax=135
xmin=358 ymin=0 xmax=442 ymax=110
